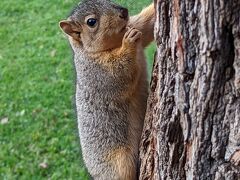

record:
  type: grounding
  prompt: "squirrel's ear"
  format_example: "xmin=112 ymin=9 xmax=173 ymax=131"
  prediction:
xmin=59 ymin=20 xmax=81 ymax=41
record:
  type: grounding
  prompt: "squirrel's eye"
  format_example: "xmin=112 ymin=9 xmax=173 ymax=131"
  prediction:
xmin=87 ymin=18 xmax=97 ymax=27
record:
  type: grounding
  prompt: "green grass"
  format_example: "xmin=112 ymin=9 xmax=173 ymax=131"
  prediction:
xmin=0 ymin=0 xmax=155 ymax=179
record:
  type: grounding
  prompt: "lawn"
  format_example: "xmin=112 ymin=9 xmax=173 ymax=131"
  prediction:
xmin=0 ymin=0 xmax=154 ymax=179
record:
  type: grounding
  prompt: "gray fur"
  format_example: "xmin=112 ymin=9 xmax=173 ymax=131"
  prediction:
xmin=63 ymin=1 xmax=150 ymax=179
xmin=70 ymin=0 xmax=123 ymax=23
xmin=74 ymin=49 xmax=148 ymax=179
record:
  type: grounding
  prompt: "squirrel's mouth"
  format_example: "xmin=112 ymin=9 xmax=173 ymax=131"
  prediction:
xmin=120 ymin=25 xmax=127 ymax=33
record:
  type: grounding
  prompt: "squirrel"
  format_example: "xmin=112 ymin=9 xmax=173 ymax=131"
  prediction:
xmin=59 ymin=0 xmax=155 ymax=179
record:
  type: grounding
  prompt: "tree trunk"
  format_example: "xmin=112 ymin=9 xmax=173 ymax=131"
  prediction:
xmin=139 ymin=0 xmax=240 ymax=179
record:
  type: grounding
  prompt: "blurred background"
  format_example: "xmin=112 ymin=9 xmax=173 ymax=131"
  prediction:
xmin=0 ymin=0 xmax=155 ymax=179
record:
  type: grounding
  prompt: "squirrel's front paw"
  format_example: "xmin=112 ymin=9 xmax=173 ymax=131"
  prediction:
xmin=123 ymin=28 xmax=142 ymax=47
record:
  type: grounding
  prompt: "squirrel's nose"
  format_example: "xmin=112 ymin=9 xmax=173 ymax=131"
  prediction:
xmin=119 ymin=7 xmax=128 ymax=20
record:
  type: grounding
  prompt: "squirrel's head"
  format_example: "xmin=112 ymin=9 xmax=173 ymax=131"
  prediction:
xmin=59 ymin=0 xmax=129 ymax=52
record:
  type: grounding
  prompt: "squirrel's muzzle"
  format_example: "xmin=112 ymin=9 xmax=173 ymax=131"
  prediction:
xmin=119 ymin=7 xmax=128 ymax=20
xmin=112 ymin=4 xmax=129 ymax=20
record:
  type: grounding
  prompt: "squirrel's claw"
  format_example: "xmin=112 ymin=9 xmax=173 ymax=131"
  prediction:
xmin=123 ymin=28 xmax=142 ymax=46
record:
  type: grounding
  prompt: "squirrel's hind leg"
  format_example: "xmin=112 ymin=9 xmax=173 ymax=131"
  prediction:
xmin=104 ymin=147 xmax=137 ymax=180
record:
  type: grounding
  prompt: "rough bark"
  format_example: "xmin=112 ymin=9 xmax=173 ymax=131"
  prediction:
xmin=139 ymin=0 xmax=240 ymax=179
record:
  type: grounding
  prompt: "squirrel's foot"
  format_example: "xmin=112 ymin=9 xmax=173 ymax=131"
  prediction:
xmin=123 ymin=27 xmax=142 ymax=48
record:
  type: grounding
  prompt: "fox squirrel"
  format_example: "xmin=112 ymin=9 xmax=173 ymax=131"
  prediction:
xmin=59 ymin=0 xmax=155 ymax=179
